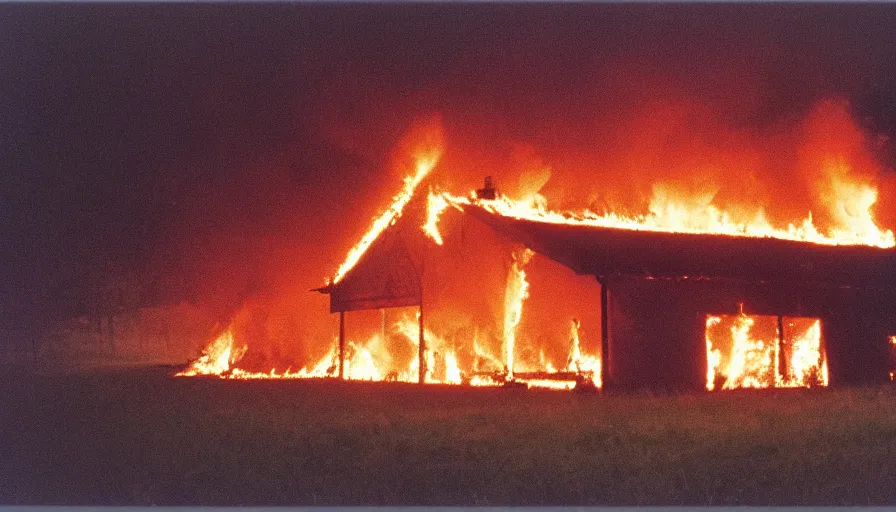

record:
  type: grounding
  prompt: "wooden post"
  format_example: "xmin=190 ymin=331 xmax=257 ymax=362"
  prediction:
xmin=338 ymin=311 xmax=345 ymax=379
xmin=600 ymin=277 xmax=610 ymax=390
xmin=777 ymin=315 xmax=786 ymax=380
xmin=418 ymin=304 xmax=425 ymax=384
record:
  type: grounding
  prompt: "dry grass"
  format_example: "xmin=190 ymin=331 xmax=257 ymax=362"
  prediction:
xmin=2 ymin=367 xmax=895 ymax=505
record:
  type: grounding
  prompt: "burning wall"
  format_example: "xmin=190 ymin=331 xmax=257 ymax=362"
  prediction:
xmin=602 ymin=275 xmax=894 ymax=391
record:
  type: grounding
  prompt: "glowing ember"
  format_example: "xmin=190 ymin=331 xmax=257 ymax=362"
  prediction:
xmin=504 ymin=247 xmax=534 ymax=380
xmin=706 ymin=313 xmax=828 ymax=390
xmin=469 ymin=375 xmax=503 ymax=387
xmin=523 ymin=379 xmax=576 ymax=390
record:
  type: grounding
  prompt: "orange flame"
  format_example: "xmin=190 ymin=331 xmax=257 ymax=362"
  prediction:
xmin=175 ymin=328 xmax=247 ymax=377
xmin=705 ymin=316 xmax=723 ymax=391
xmin=180 ymin=105 xmax=891 ymax=390
xmin=504 ymin=247 xmax=534 ymax=380
xmin=566 ymin=318 xmax=602 ymax=388
xmin=706 ymin=314 xmax=828 ymax=390
xmin=331 ymin=150 xmax=442 ymax=284
xmin=423 ymin=188 xmax=451 ymax=245
xmin=449 ymin=190 xmax=894 ymax=248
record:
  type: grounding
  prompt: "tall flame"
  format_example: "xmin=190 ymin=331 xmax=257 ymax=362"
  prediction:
xmin=423 ymin=188 xmax=451 ymax=245
xmin=504 ymin=247 xmax=534 ymax=380
xmin=566 ymin=318 xmax=602 ymax=388
xmin=705 ymin=318 xmax=723 ymax=391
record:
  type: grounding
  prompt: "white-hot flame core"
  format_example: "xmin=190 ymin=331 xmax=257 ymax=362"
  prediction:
xmin=566 ymin=318 xmax=602 ymax=388
xmin=706 ymin=314 xmax=828 ymax=390
xmin=722 ymin=315 xmax=775 ymax=389
xmin=785 ymin=320 xmax=824 ymax=385
xmin=705 ymin=316 xmax=723 ymax=391
xmin=175 ymin=329 xmax=246 ymax=377
xmin=423 ymin=189 xmax=451 ymax=245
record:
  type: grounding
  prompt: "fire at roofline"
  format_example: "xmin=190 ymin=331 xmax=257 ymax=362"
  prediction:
xmin=177 ymin=98 xmax=896 ymax=391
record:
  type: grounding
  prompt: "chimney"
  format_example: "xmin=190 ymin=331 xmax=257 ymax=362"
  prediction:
xmin=475 ymin=176 xmax=497 ymax=200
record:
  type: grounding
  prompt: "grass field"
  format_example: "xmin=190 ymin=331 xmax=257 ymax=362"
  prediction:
xmin=1 ymin=367 xmax=895 ymax=505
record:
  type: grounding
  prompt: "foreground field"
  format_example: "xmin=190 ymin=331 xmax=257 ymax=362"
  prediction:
xmin=1 ymin=367 xmax=895 ymax=505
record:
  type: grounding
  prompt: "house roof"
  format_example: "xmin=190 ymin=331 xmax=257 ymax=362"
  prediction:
xmin=460 ymin=204 xmax=896 ymax=289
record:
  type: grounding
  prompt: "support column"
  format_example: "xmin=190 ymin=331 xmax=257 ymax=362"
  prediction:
xmin=777 ymin=315 xmax=786 ymax=381
xmin=338 ymin=311 xmax=345 ymax=379
xmin=600 ymin=278 xmax=609 ymax=390
xmin=418 ymin=304 xmax=425 ymax=384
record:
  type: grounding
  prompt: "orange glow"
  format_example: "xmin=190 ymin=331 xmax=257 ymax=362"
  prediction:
xmin=566 ymin=318 xmax=602 ymax=388
xmin=179 ymin=102 xmax=894 ymax=391
xmin=705 ymin=316 xmax=723 ymax=391
xmin=331 ymin=150 xmax=442 ymax=284
xmin=423 ymin=189 xmax=450 ymax=245
xmin=394 ymin=314 xmax=465 ymax=384
xmin=706 ymin=314 xmax=828 ymax=390
xmin=434 ymin=188 xmax=893 ymax=248
xmin=175 ymin=328 xmax=246 ymax=377
xmin=504 ymin=247 xmax=534 ymax=380
xmin=522 ymin=379 xmax=576 ymax=390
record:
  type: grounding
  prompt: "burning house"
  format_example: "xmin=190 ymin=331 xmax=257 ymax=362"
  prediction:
xmin=177 ymin=105 xmax=896 ymax=393
xmin=298 ymin=179 xmax=896 ymax=393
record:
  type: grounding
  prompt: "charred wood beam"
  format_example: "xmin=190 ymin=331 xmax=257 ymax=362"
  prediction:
xmin=338 ymin=311 xmax=345 ymax=380
xmin=418 ymin=303 xmax=425 ymax=384
xmin=778 ymin=315 xmax=787 ymax=378
xmin=599 ymin=276 xmax=610 ymax=390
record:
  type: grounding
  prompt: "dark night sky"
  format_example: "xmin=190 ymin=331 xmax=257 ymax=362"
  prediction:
xmin=2 ymin=3 xmax=896 ymax=333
